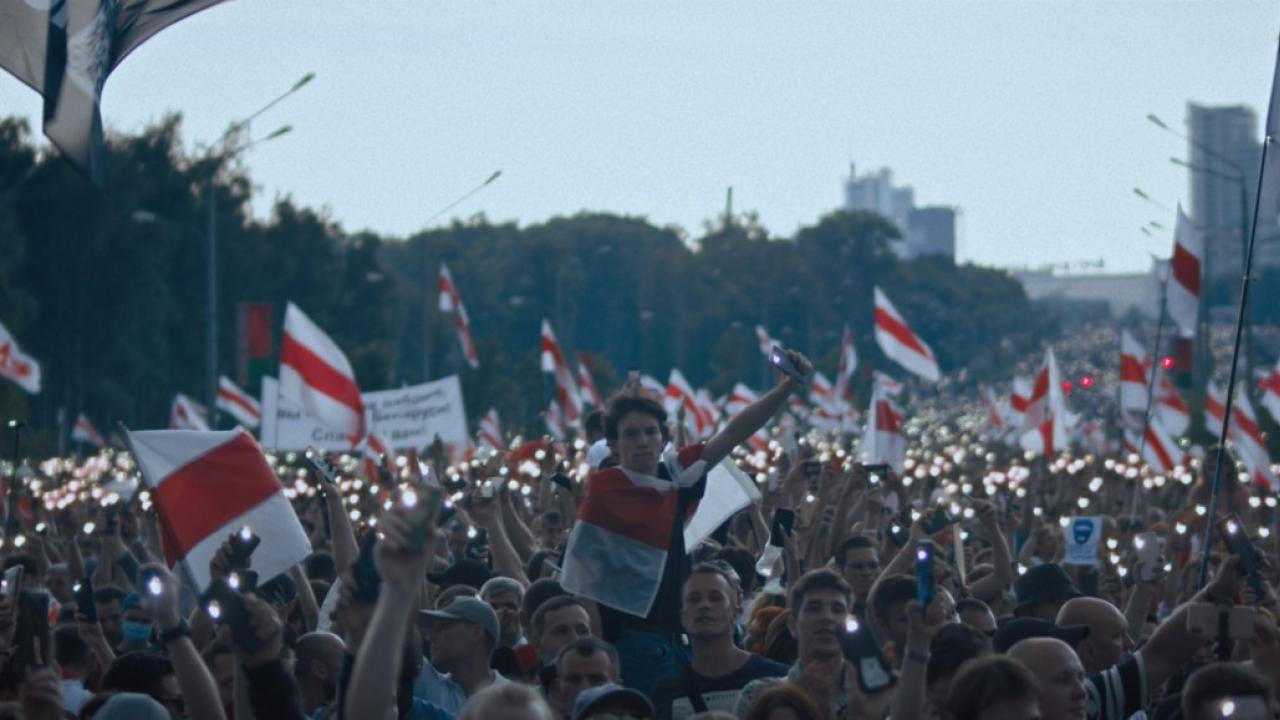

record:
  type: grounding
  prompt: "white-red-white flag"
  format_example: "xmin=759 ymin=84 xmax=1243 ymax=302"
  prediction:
xmin=71 ymin=414 xmax=105 ymax=448
xmin=863 ymin=373 xmax=906 ymax=472
xmin=540 ymin=320 xmax=582 ymax=426
xmin=576 ymin=354 xmax=604 ymax=408
xmin=478 ymin=408 xmax=506 ymax=452
xmin=874 ymin=287 xmax=940 ymax=382
xmin=1167 ymin=206 xmax=1202 ymax=338
xmin=127 ymin=428 xmax=312 ymax=591
xmin=438 ymin=263 xmax=480 ymax=369
xmin=217 ymin=376 xmax=262 ymax=429
xmin=545 ymin=400 xmax=567 ymax=441
xmin=1125 ymin=416 xmax=1184 ymax=473
xmin=640 ymin=374 xmax=666 ymax=400
xmin=170 ymin=394 xmax=210 ymax=431
xmin=0 ymin=319 xmax=40 ymax=394
xmin=755 ymin=325 xmax=774 ymax=358
xmin=1261 ymin=359 xmax=1280 ymax=422
xmin=1154 ymin=370 xmax=1190 ymax=437
xmin=726 ymin=384 xmax=769 ymax=451
xmin=358 ymin=433 xmax=393 ymax=483
xmin=665 ymin=369 xmax=713 ymax=439
xmin=1119 ymin=330 xmax=1149 ymax=416
xmin=279 ymin=303 xmax=364 ymax=439
xmin=979 ymin=386 xmax=1005 ymax=431
xmin=1206 ymin=382 xmax=1278 ymax=490
xmin=1020 ymin=348 xmax=1067 ymax=456
xmin=834 ymin=325 xmax=858 ymax=402
xmin=810 ymin=371 xmax=835 ymax=406
xmin=1008 ymin=376 xmax=1031 ymax=429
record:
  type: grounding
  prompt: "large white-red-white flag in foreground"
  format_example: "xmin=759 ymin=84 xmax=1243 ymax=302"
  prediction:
xmin=540 ymin=320 xmax=582 ymax=425
xmin=217 ymin=376 xmax=262 ymax=429
xmin=873 ymin=287 xmax=940 ymax=382
xmin=170 ymin=394 xmax=209 ymax=431
xmin=1166 ymin=206 xmax=1202 ymax=338
xmin=0 ymin=319 xmax=40 ymax=394
xmin=72 ymin=414 xmax=105 ymax=448
xmin=438 ymin=263 xmax=480 ymax=369
xmin=127 ymin=429 xmax=311 ymax=591
xmin=280 ymin=303 xmax=364 ymax=438
xmin=1020 ymin=348 xmax=1068 ymax=456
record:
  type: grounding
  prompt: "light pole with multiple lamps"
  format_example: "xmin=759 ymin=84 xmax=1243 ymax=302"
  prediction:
xmin=134 ymin=72 xmax=313 ymax=425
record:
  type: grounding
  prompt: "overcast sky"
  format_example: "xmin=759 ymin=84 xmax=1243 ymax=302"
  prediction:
xmin=2 ymin=0 xmax=1277 ymax=273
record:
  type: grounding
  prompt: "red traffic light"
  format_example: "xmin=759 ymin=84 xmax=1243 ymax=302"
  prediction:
xmin=1160 ymin=356 xmax=1175 ymax=370
xmin=1080 ymin=375 xmax=1094 ymax=389
xmin=1062 ymin=380 xmax=1074 ymax=394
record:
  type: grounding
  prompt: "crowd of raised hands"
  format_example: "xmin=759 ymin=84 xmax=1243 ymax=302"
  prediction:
xmin=0 ymin=380 xmax=1277 ymax=720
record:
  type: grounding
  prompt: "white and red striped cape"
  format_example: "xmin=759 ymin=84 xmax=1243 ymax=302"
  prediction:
xmin=561 ymin=444 xmax=707 ymax=618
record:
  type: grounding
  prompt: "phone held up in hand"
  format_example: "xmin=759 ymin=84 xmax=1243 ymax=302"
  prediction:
xmin=769 ymin=346 xmax=808 ymax=384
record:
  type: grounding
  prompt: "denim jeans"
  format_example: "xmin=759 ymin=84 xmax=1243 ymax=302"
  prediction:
xmin=614 ymin=627 xmax=690 ymax=697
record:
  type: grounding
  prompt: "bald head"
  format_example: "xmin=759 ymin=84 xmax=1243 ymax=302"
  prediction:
xmin=1008 ymin=638 xmax=1088 ymax=720
xmin=295 ymin=632 xmax=345 ymax=679
xmin=1056 ymin=597 xmax=1131 ymax=674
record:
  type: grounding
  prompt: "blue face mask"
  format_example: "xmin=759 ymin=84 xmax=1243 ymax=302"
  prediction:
xmin=122 ymin=620 xmax=152 ymax=644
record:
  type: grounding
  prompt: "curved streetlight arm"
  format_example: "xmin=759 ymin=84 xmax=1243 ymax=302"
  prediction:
xmin=1150 ymin=113 xmax=1246 ymax=178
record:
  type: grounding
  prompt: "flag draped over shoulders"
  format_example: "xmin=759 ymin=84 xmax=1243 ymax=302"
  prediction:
xmin=561 ymin=444 xmax=707 ymax=618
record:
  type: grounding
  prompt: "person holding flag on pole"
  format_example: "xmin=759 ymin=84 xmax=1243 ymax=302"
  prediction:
xmin=561 ymin=348 xmax=812 ymax=694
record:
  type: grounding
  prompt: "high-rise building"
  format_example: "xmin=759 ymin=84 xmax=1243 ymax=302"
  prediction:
xmin=1185 ymin=103 xmax=1271 ymax=279
xmin=843 ymin=163 xmax=956 ymax=260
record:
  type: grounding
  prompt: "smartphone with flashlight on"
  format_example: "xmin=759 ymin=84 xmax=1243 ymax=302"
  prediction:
xmin=73 ymin=576 xmax=97 ymax=623
xmin=303 ymin=447 xmax=338 ymax=486
xmin=200 ymin=579 xmax=264 ymax=654
xmin=916 ymin=540 xmax=935 ymax=608
xmin=227 ymin=526 xmax=261 ymax=570
xmin=1 ymin=565 xmax=23 ymax=604
xmin=1218 ymin=515 xmax=1262 ymax=576
xmin=769 ymin=346 xmax=808 ymax=384
xmin=840 ymin=617 xmax=895 ymax=693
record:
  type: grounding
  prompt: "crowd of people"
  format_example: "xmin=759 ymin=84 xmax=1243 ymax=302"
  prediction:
xmin=0 ymin=345 xmax=1276 ymax=720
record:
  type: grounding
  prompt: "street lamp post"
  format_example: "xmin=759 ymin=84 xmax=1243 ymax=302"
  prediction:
xmin=196 ymin=75 xmax=312 ymax=424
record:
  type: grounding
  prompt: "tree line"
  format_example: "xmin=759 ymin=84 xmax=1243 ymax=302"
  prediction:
xmin=0 ymin=115 xmax=1054 ymax=451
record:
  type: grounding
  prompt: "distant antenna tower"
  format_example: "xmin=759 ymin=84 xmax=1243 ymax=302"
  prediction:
xmin=724 ymin=186 xmax=734 ymax=226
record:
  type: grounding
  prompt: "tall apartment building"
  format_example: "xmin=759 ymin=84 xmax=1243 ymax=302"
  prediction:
xmin=1184 ymin=103 xmax=1280 ymax=278
xmin=842 ymin=164 xmax=956 ymax=260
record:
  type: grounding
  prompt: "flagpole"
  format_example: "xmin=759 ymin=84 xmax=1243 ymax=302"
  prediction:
xmin=6 ymin=420 xmax=20 ymax=533
xmin=1196 ymin=126 xmax=1275 ymax=592
xmin=1129 ymin=272 xmax=1170 ymax=516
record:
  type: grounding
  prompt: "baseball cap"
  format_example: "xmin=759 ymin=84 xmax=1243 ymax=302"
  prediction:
xmin=418 ymin=597 xmax=499 ymax=647
xmin=571 ymin=683 xmax=654 ymax=720
xmin=993 ymin=617 xmax=1090 ymax=653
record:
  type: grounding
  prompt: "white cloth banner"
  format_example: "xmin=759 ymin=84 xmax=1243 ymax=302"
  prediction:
xmin=1064 ymin=516 xmax=1102 ymax=566
xmin=684 ymin=459 xmax=762 ymax=549
xmin=261 ymin=376 xmax=469 ymax=451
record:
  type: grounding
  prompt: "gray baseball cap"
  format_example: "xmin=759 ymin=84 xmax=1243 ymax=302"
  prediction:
xmin=418 ymin=596 xmax=499 ymax=647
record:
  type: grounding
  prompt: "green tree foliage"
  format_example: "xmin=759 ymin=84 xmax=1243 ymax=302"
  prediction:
xmin=0 ymin=117 xmax=1050 ymax=450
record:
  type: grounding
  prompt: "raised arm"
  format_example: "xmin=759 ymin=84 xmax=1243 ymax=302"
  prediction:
xmin=702 ymin=351 xmax=810 ymax=467
xmin=343 ymin=509 xmax=436 ymax=720
xmin=965 ymin=502 xmax=1013 ymax=603
xmin=144 ymin=563 xmax=228 ymax=720
xmin=1142 ymin=554 xmax=1252 ymax=690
